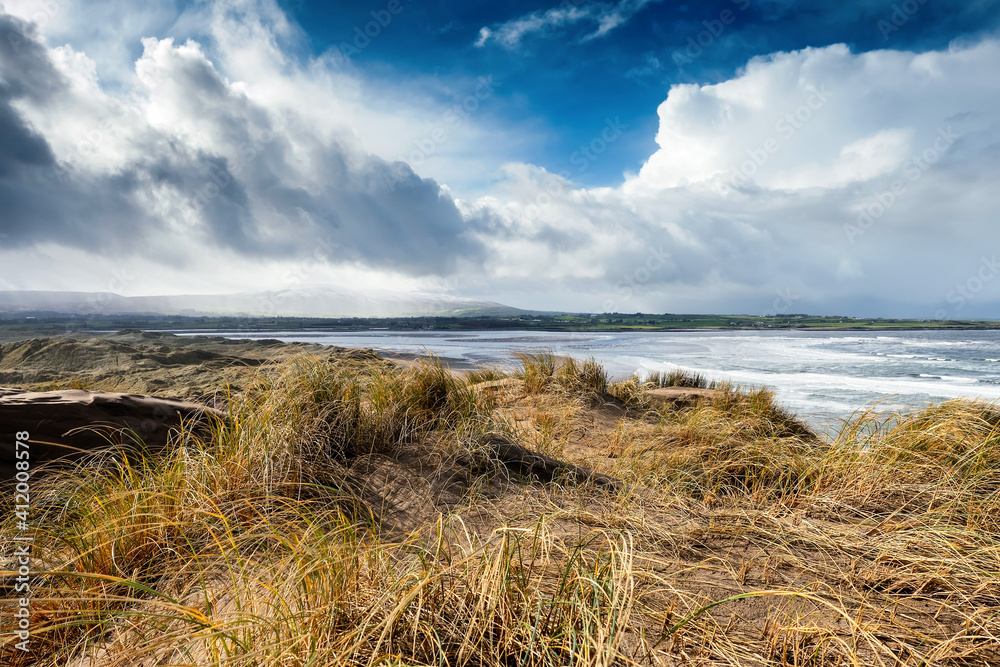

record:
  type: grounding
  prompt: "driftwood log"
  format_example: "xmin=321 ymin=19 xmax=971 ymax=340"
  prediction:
xmin=0 ymin=388 xmax=223 ymax=480
xmin=0 ymin=388 xmax=621 ymax=493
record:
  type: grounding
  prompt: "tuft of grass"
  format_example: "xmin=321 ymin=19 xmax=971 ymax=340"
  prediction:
xmin=607 ymin=374 xmax=648 ymax=408
xmin=465 ymin=365 xmax=507 ymax=385
xmin=515 ymin=350 xmax=557 ymax=394
xmin=555 ymin=356 xmax=609 ymax=400
xmin=645 ymin=369 xmax=709 ymax=389
xmin=611 ymin=382 xmax=819 ymax=500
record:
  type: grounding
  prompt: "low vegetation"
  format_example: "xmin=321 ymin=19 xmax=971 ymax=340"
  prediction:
xmin=2 ymin=351 xmax=999 ymax=665
xmin=4 ymin=312 xmax=998 ymax=341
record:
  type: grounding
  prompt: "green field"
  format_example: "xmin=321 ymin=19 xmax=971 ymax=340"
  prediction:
xmin=1 ymin=311 xmax=998 ymax=340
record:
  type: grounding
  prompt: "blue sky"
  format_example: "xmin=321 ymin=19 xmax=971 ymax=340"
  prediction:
xmin=1 ymin=0 xmax=1000 ymax=317
xmin=277 ymin=0 xmax=1000 ymax=186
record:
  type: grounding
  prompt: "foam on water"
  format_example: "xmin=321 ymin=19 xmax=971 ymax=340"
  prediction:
xmin=183 ymin=328 xmax=1000 ymax=431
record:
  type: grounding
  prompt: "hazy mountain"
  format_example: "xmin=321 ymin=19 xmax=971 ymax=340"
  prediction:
xmin=0 ymin=286 xmax=529 ymax=318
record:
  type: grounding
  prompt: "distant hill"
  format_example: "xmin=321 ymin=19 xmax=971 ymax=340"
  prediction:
xmin=0 ymin=286 xmax=529 ymax=318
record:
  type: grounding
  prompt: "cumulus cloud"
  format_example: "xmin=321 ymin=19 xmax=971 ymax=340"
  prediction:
xmin=0 ymin=0 xmax=184 ymax=86
xmin=471 ymin=40 xmax=1000 ymax=316
xmin=475 ymin=0 xmax=659 ymax=49
xmin=0 ymin=13 xmax=161 ymax=255
xmin=627 ymin=43 xmax=1000 ymax=197
xmin=0 ymin=3 xmax=483 ymax=277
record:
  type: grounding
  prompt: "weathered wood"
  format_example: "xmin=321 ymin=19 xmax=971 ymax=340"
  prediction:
xmin=0 ymin=388 xmax=223 ymax=480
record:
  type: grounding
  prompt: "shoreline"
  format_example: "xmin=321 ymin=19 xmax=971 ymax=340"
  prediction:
xmin=3 ymin=328 xmax=999 ymax=433
xmin=161 ymin=327 xmax=1000 ymax=433
xmin=150 ymin=324 xmax=1000 ymax=333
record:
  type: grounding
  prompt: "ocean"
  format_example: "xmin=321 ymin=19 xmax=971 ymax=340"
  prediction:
xmin=188 ymin=329 xmax=1000 ymax=432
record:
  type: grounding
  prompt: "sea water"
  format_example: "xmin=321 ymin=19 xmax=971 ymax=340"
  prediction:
xmin=184 ymin=329 xmax=1000 ymax=432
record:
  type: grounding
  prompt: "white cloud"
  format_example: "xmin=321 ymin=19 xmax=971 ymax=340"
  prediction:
xmin=474 ymin=27 xmax=492 ymax=48
xmin=475 ymin=0 xmax=658 ymax=49
xmin=0 ymin=3 xmax=488 ymax=286
xmin=585 ymin=0 xmax=656 ymax=41
xmin=768 ymin=128 xmax=915 ymax=190
xmin=469 ymin=40 xmax=1000 ymax=316
xmin=2 ymin=0 xmax=184 ymax=85
xmin=626 ymin=42 xmax=1000 ymax=196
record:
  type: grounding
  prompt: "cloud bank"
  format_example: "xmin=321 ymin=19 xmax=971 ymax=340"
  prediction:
xmin=472 ymin=40 xmax=1000 ymax=316
xmin=1 ymin=2 xmax=482 ymax=280
xmin=1 ymin=0 xmax=999 ymax=318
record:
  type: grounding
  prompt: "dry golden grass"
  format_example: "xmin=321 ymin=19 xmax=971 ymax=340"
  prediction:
xmin=2 ymin=352 xmax=999 ymax=665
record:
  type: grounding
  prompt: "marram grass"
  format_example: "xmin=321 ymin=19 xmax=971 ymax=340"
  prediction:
xmin=2 ymin=353 xmax=1000 ymax=665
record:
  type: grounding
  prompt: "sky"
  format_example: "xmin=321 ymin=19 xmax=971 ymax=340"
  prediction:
xmin=1 ymin=0 xmax=1000 ymax=318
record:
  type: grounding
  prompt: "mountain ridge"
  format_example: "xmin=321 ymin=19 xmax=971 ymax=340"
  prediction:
xmin=0 ymin=287 xmax=529 ymax=318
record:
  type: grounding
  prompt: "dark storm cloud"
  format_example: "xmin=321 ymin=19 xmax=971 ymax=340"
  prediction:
xmin=0 ymin=97 xmax=54 ymax=175
xmin=0 ymin=13 xmax=160 ymax=254
xmin=0 ymin=14 xmax=57 ymax=177
xmin=316 ymin=157 xmax=481 ymax=274
xmin=237 ymin=142 xmax=483 ymax=274
xmin=0 ymin=11 xmax=483 ymax=275
xmin=0 ymin=14 xmax=65 ymax=101
xmin=0 ymin=13 xmax=58 ymax=176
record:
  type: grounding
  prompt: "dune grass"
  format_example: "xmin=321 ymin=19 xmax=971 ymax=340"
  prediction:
xmin=644 ymin=369 xmax=710 ymax=390
xmin=2 ymin=353 xmax=1000 ymax=665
